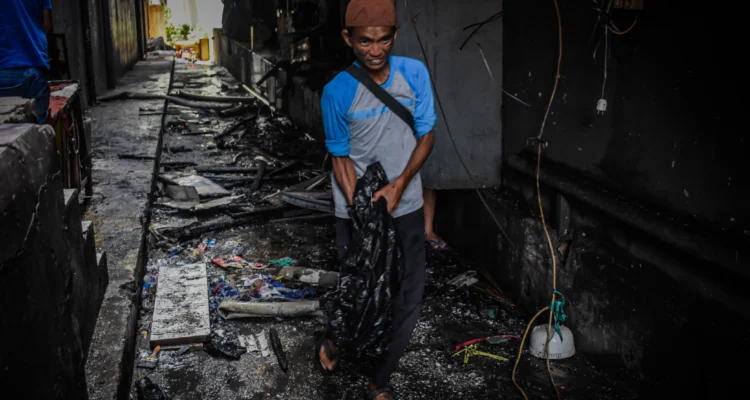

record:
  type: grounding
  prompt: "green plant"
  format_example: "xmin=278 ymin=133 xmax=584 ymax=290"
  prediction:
xmin=166 ymin=24 xmax=176 ymax=43
xmin=179 ymin=24 xmax=192 ymax=40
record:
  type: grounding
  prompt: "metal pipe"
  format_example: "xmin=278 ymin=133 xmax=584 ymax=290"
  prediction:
xmin=176 ymin=91 xmax=255 ymax=103
xmin=242 ymin=83 xmax=275 ymax=112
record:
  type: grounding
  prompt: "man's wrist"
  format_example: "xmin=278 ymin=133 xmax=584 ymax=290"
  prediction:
xmin=394 ymin=175 xmax=409 ymax=190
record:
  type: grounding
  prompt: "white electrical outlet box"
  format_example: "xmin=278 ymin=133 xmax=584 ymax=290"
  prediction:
xmin=597 ymin=99 xmax=607 ymax=114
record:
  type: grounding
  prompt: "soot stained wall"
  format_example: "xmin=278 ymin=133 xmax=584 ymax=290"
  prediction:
xmin=502 ymin=0 xmax=746 ymax=228
xmin=435 ymin=0 xmax=748 ymax=397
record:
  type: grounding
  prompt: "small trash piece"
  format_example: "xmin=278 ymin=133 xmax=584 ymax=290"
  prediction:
xmin=174 ymin=345 xmax=191 ymax=356
xmin=203 ymin=338 xmax=247 ymax=360
xmin=166 ymin=174 xmax=230 ymax=198
xmin=268 ymin=257 xmax=295 ymax=267
xmin=165 ymin=184 xmax=200 ymax=201
xmin=269 ymin=328 xmax=288 ymax=373
xmin=251 ymin=160 xmax=267 ymax=191
xmin=137 ymin=345 xmax=162 ymax=369
xmin=212 ymin=255 xmax=246 ymax=269
xmin=447 ymin=270 xmax=478 ymax=289
xmin=487 ymin=336 xmax=509 ymax=344
xmin=137 ymin=360 xmax=158 ymax=369
xmin=257 ymin=330 xmax=271 ymax=357
xmin=136 ymin=376 xmax=169 ymax=400
xmin=452 ymin=344 xmax=509 ymax=365
xmin=455 ymin=334 xmax=519 ymax=351
xmin=239 ymin=335 xmax=259 ymax=352
xmin=277 ymin=266 xmax=338 ymax=288
xmin=192 ymin=195 xmax=244 ymax=211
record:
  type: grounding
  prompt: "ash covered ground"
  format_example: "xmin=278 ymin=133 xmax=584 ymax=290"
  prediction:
xmin=129 ymin=60 xmax=638 ymax=400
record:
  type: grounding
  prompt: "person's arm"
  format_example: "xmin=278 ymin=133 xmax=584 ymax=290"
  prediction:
xmin=373 ymin=60 xmax=438 ymax=213
xmin=42 ymin=2 xmax=53 ymax=34
xmin=321 ymin=84 xmax=355 ymax=203
xmin=372 ymin=132 xmax=434 ymax=212
xmin=332 ymin=156 xmax=357 ymax=205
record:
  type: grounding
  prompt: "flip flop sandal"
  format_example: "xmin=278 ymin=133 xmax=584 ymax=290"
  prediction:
xmin=426 ymin=239 xmax=449 ymax=251
xmin=314 ymin=332 xmax=339 ymax=374
xmin=367 ymin=385 xmax=395 ymax=400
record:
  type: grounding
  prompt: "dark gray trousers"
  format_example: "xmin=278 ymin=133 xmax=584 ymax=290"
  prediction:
xmin=335 ymin=207 xmax=426 ymax=388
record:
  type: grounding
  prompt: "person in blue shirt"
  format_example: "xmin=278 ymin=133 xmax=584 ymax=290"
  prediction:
xmin=316 ymin=0 xmax=437 ymax=398
xmin=0 ymin=0 xmax=53 ymax=124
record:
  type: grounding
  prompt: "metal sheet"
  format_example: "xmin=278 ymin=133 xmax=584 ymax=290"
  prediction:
xmin=171 ymin=174 xmax=230 ymax=198
xmin=393 ymin=0 xmax=503 ymax=189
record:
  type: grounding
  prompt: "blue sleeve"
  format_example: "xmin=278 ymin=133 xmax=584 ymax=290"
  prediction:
xmin=43 ymin=0 xmax=51 ymax=9
xmin=321 ymin=82 xmax=351 ymax=157
xmin=411 ymin=61 xmax=437 ymax=138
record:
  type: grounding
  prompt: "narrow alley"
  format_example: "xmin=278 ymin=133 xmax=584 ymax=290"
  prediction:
xmin=1 ymin=1 xmax=747 ymax=400
xmin=82 ymin=58 xmax=634 ymax=399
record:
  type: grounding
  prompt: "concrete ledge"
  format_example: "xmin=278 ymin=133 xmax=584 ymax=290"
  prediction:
xmin=84 ymin=58 xmax=172 ymax=400
xmin=0 ymin=97 xmax=36 ymax=123
xmin=1 ymin=123 xmax=88 ymax=399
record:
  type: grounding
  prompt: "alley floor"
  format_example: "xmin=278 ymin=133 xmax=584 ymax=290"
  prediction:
xmin=87 ymin=58 xmax=638 ymax=400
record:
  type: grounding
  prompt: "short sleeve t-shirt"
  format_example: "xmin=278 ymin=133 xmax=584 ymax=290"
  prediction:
xmin=0 ymin=0 xmax=52 ymax=70
xmin=321 ymin=56 xmax=437 ymax=219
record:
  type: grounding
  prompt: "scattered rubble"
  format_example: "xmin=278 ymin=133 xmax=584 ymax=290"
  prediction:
xmin=129 ymin=61 xmax=636 ymax=400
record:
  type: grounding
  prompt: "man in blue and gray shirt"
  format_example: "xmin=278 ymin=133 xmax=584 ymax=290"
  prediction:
xmin=318 ymin=0 xmax=436 ymax=398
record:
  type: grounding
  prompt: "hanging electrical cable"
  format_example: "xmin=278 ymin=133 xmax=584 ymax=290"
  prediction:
xmin=403 ymin=0 xmax=564 ymax=396
xmin=602 ymin=27 xmax=608 ymax=99
xmin=609 ymin=16 xmax=639 ymax=35
xmin=513 ymin=0 xmax=564 ymax=399
xmin=535 ymin=0 xmax=563 ymax=141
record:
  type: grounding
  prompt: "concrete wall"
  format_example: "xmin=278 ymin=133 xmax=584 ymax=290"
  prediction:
xmin=87 ymin=0 xmax=110 ymax=97
xmin=503 ymin=0 xmax=744 ymax=229
xmin=393 ymin=0 xmax=504 ymax=189
xmin=105 ymin=0 xmax=142 ymax=85
xmin=49 ymin=0 xmax=144 ymax=100
xmin=51 ymin=0 xmax=90 ymax=104
xmin=0 ymin=123 xmax=107 ymax=399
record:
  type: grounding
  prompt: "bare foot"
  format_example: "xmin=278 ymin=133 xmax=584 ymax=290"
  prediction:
xmin=318 ymin=340 xmax=337 ymax=371
xmin=367 ymin=383 xmax=392 ymax=400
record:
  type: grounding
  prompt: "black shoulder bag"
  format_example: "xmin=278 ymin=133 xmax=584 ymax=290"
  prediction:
xmin=345 ymin=65 xmax=415 ymax=134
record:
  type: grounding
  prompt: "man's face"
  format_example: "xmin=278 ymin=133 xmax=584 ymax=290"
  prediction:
xmin=342 ymin=26 xmax=398 ymax=71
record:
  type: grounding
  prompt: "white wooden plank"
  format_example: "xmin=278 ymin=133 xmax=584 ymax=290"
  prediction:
xmin=150 ymin=262 xmax=210 ymax=347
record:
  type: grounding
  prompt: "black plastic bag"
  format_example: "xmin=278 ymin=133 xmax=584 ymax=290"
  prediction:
xmin=204 ymin=337 xmax=247 ymax=360
xmin=136 ymin=376 xmax=169 ymax=400
xmin=320 ymin=162 xmax=405 ymax=358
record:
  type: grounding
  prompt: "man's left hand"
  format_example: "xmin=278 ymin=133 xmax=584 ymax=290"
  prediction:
xmin=372 ymin=179 xmax=406 ymax=214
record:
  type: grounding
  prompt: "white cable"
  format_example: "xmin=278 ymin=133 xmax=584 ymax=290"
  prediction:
xmin=601 ymin=26 xmax=608 ymax=98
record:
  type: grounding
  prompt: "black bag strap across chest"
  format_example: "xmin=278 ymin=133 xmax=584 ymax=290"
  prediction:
xmin=345 ymin=65 xmax=415 ymax=133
